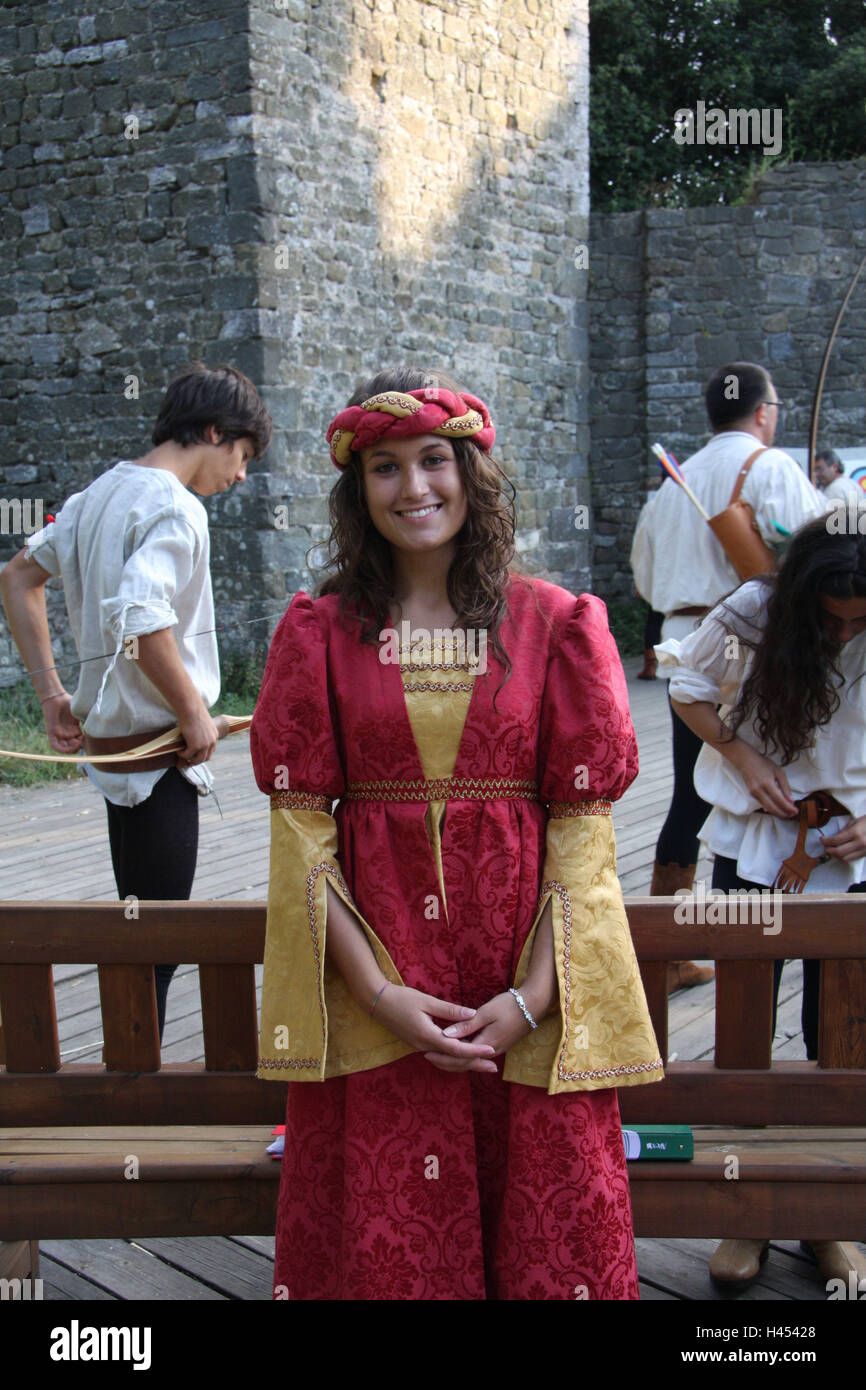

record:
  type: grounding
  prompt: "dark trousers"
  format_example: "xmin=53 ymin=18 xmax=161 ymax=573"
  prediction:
xmin=643 ymin=608 xmax=664 ymax=649
xmin=656 ymin=692 xmax=712 ymax=867
xmin=104 ymin=767 xmax=199 ymax=1042
xmin=711 ymin=854 xmax=866 ymax=1061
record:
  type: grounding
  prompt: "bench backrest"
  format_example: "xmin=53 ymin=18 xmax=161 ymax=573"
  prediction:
xmin=1 ymin=898 xmax=864 ymax=1127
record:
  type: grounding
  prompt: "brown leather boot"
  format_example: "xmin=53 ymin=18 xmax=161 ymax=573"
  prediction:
xmin=668 ymin=960 xmax=716 ymax=991
xmin=650 ymin=859 xmax=698 ymax=897
xmin=800 ymin=1240 xmax=866 ymax=1285
xmin=709 ymin=1239 xmax=769 ymax=1289
xmin=649 ymin=860 xmax=716 ymax=994
xmin=637 ymin=648 xmax=658 ymax=680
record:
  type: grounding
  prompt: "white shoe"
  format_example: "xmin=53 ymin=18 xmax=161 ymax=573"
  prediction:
xmin=267 ymin=1134 xmax=285 ymax=1158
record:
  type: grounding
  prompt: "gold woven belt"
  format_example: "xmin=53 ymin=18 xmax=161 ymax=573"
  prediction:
xmin=269 ymin=783 xmax=613 ymax=813
xmin=344 ymin=776 xmax=541 ymax=802
xmin=548 ymin=799 xmax=611 ymax=816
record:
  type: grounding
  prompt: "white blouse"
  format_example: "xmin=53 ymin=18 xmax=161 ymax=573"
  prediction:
xmin=25 ymin=462 xmax=220 ymax=808
xmin=657 ymin=579 xmax=866 ymax=890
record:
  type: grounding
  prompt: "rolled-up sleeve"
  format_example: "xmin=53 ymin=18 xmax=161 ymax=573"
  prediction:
xmin=23 ymin=522 xmax=60 ymax=577
xmin=658 ymin=618 xmax=731 ymax=705
xmin=657 ymin=586 xmax=759 ymax=706
xmin=99 ymin=513 xmax=199 ymax=640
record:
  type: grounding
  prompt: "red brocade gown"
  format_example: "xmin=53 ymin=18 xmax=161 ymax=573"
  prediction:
xmin=250 ymin=574 xmax=664 ymax=1301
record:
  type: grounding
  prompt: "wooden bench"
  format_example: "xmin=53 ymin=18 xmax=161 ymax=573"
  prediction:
xmin=1 ymin=897 xmax=864 ymax=1248
xmin=621 ymin=895 xmax=866 ymax=1239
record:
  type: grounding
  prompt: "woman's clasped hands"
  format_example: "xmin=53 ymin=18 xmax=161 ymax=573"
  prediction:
xmin=372 ymin=983 xmax=540 ymax=1075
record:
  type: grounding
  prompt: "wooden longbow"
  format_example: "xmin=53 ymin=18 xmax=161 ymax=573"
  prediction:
xmin=808 ymin=249 xmax=866 ymax=484
xmin=0 ymin=714 xmax=252 ymax=765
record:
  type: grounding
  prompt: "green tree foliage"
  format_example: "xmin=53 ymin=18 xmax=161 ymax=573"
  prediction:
xmin=590 ymin=0 xmax=866 ymax=209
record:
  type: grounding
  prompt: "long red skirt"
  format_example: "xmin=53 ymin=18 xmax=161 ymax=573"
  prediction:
xmin=272 ymin=1052 xmax=640 ymax=1300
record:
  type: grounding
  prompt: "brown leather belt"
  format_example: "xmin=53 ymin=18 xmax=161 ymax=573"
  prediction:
xmin=669 ymin=605 xmax=710 ymax=618
xmin=771 ymin=791 xmax=850 ymax=893
xmin=83 ymin=724 xmax=179 ymax=774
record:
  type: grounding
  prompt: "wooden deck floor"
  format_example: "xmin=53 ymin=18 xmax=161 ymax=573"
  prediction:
xmin=0 ymin=656 xmax=860 ymax=1300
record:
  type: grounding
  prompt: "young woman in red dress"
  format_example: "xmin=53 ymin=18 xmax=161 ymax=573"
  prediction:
xmin=250 ymin=366 xmax=663 ymax=1300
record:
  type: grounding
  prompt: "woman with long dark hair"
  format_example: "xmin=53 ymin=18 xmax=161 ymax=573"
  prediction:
xmin=661 ymin=513 xmax=866 ymax=1291
xmin=250 ymin=366 xmax=663 ymax=1300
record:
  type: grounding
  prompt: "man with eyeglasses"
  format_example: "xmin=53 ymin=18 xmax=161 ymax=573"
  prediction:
xmin=631 ymin=361 xmax=828 ymax=995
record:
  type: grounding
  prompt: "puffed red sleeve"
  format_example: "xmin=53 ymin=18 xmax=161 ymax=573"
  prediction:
xmin=504 ymin=592 xmax=663 ymax=1095
xmin=537 ymin=592 xmax=638 ymax=807
xmin=250 ymin=592 xmax=411 ymax=1083
xmin=250 ymin=590 xmax=346 ymax=802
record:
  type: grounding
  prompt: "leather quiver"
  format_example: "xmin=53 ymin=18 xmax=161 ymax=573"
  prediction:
xmin=707 ymin=447 xmax=778 ymax=582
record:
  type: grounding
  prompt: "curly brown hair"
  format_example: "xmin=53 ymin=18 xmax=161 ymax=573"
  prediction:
xmin=312 ymin=366 xmax=537 ymax=696
xmin=721 ymin=516 xmax=866 ymax=762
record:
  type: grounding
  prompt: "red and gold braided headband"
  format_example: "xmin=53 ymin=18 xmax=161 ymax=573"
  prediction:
xmin=325 ymin=387 xmax=495 ymax=470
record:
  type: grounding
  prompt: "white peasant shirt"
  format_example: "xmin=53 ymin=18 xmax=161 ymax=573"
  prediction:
xmin=656 ymin=579 xmax=866 ymax=890
xmin=630 ymin=431 xmax=829 ymax=656
xmin=25 ymin=462 xmax=220 ymax=807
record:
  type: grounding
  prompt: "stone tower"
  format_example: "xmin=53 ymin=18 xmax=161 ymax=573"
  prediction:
xmin=0 ymin=0 xmax=589 ymax=683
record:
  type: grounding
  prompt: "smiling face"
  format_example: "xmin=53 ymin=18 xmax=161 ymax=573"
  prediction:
xmin=818 ymin=593 xmax=866 ymax=645
xmin=359 ymin=433 xmax=468 ymax=555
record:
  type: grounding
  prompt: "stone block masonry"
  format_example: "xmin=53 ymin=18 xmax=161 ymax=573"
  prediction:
xmin=0 ymin=0 xmax=590 ymax=689
xmin=590 ymin=158 xmax=866 ymax=604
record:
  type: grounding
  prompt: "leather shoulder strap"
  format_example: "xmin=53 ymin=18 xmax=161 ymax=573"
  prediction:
xmin=728 ymin=447 xmax=768 ymax=506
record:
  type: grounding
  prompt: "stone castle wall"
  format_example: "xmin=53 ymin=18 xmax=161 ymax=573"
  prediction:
xmin=5 ymin=3 xmax=863 ymax=687
xmin=0 ymin=0 xmax=590 ymax=687
xmin=590 ymin=158 xmax=866 ymax=604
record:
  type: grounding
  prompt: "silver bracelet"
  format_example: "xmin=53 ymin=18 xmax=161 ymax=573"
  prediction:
xmin=509 ymin=987 xmax=537 ymax=1030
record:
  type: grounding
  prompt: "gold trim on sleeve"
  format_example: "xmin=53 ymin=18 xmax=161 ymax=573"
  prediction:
xmin=257 ymin=859 xmax=353 ymax=1074
xmin=547 ymin=799 xmax=611 ymax=817
xmin=270 ymin=790 xmax=333 ymax=812
xmin=543 ymin=878 xmax=664 ymax=1083
xmin=258 ymin=1056 xmax=320 ymax=1071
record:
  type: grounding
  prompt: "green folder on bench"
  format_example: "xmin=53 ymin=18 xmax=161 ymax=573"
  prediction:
xmin=622 ymin=1125 xmax=694 ymax=1160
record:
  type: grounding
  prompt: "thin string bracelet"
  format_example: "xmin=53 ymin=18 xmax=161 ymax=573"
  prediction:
xmin=39 ymin=691 xmax=66 ymax=705
xmin=370 ymin=982 xmax=389 ymax=1015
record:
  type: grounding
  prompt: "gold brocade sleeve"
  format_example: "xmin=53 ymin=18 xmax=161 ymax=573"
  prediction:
xmin=256 ymin=805 xmax=414 ymax=1081
xmin=503 ymin=813 xmax=665 ymax=1094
